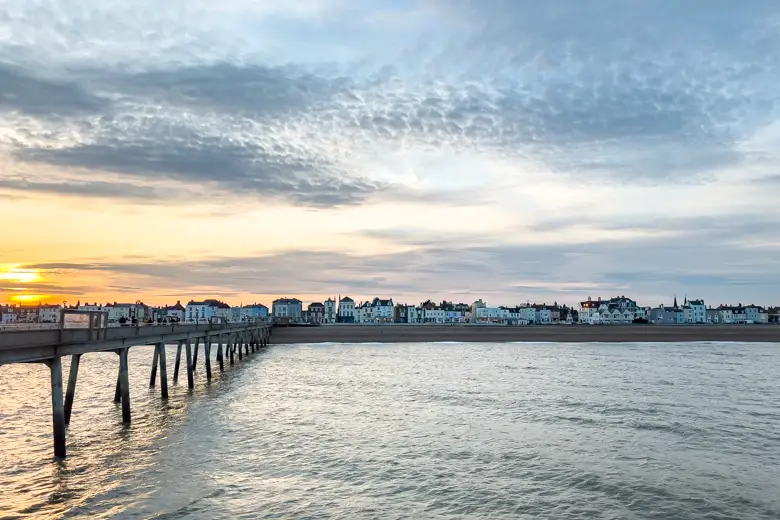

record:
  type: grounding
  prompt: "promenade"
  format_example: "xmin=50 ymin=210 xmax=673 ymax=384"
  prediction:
xmin=270 ymin=324 xmax=780 ymax=344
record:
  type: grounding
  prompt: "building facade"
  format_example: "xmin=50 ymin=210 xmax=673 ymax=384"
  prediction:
xmin=338 ymin=297 xmax=356 ymax=323
xmin=307 ymin=302 xmax=325 ymax=324
xmin=272 ymin=298 xmax=303 ymax=320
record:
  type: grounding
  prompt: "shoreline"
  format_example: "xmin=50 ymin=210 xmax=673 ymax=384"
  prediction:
xmin=269 ymin=324 xmax=780 ymax=344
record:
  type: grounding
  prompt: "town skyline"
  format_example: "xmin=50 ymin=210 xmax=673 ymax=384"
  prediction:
xmin=2 ymin=2 xmax=779 ymax=306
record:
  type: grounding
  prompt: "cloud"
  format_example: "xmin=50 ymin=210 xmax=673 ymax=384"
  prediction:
xmin=15 ymin=124 xmax=386 ymax=207
xmin=0 ymin=62 xmax=111 ymax=117
xmin=106 ymin=62 xmax=349 ymax=117
xmin=23 ymin=214 xmax=780 ymax=305
xmin=0 ymin=177 xmax=183 ymax=201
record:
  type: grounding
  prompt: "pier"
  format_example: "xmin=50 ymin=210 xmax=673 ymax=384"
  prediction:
xmin=0 ymin=311 xmax=271 ymax=459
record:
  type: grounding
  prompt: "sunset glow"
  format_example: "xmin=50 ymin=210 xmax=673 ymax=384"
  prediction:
xmin=9 ymin=294 xmax=47 ymax=303
xmin=0 ymin=267 xmax=41 ymax=285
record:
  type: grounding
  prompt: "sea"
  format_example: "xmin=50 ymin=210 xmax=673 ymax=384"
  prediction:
xmin=1 ymin=341 xmax=779 ymax=519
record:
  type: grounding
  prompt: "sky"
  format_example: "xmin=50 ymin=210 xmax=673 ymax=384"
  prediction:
xmin=1 ymin=0 xmax=780 ymax=308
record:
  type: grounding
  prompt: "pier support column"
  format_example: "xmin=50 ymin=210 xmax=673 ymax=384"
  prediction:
xmin=192 ymin=337 xmax=199 ymax=373
xmin=205 ymin=337 xmax=213 ymax=380
xmin=217 ymin=335 xmax=224 ymax=371
xmin=173 ymin=340 xmax=183 ymax=383
xmin=49 ymin=356 xmax=67 ymax=458
xmin=149 ymin=345 xmax=159 ymax=387
xmin=157 ymin=342 xmax=169 ymax=399
xmin=185 ymin=339 xmax=194 ymax=390
xmin=118 ymin=348 xmax=131 ymax=424
xmin=245 ymin=333 xmax=250 ymax=355
xmin=229 ymin=334 xmax=235 ymax=365
xmin=114 ymin=372 xmax=121 ymax=403
xmin=64 ymin=353 xmax=81 ymax=425
xmin=238 ymin=333 xmax=243 ymax=361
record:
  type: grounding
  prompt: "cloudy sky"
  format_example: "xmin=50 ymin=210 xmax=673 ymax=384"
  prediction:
xmin=1 ymin=0 xmax=779 ymax=307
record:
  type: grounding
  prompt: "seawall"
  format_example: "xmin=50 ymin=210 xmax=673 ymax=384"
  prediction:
xmin=269 ymin=324 xmax=780 ymax=344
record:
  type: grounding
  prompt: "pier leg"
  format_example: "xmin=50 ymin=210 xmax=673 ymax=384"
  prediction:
xmin=238 ymin=334 xmax=243 ymax=361
xmin=119 ymin=348 xmax=131 ymax=424
xmin=205 ymin=338 xmax=213 ymax=380
xmin=192 ymin=337 xmax=199 ymax=373
xmin=114 ymin=372 xmax=121 ymax=403
xmin=64 ymin=353 xmax=81 ymax=425
xmin=173 ymin=340 xmax=183 ymax=383
xmin=185 ymin=339 xmax=194 ymax=390
xmin=149 ymin=346 xmax=159 ymax=387
xmin=229 ymin=335 xmax=235 ymax=365
xmin=157 ymin=343 xmax=169 ymax=399
xmin=217 ymin=336 xmax=224 ymax=371
xmin=245 ymin=334 xmax=250 ymax=355
xmin=49 ymin=356 xmax=67 ymax=458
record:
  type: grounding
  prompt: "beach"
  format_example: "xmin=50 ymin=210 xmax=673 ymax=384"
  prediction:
xmin=270 ymin=323 xmax=780 ymax=344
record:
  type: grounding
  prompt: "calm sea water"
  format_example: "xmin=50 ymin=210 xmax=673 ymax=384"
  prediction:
xmin=1 ymin=342 xmax=779 ymax=519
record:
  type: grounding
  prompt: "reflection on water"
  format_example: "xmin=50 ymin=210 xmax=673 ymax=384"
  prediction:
xmin=1 ymin=342 xmax=780 ymax=519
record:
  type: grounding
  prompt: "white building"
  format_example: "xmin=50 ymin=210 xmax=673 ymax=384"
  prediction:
xmin=406 ymin=306 xmax=423 ymax=323
xmin=716 ymin=306 xmax=734 ymax=324
xmin=534 ymin=306 xmax=552 ymax=324
xmin=272 ymin=298 xmax=303 ymax=320
xmin=681 ymin=298 xmax=706 ymax=323
xmin=242 ymin=303 xmax=269 ymax=320
xmin=185 ymin=299 xmax=230 ymax=322
xmin=39 ymin=304 xmax=62 ymax=323
xmin=474 ymin=306 xmax=502 ymax=322
xmin=105 ymin=303 xmax=139 ymax=322
xmin=78 ymin=302 xmax=103 ymax=312
xmin=338 ymin=297 xmax=356 ymax=323
xmin=372 ymin=298 xmax=394 ymax=322
xmin=324 ymin=298 xmax=337 ymax=323
xmin=1 ymin=306 xmax=18 ymax=323
xmin=163 ymin=301 xmax=185 ymax=322
xmin=356 ymin=301 xmax=374 ymax=323
xmin=745 ymin=305 xmax=768 ymax=324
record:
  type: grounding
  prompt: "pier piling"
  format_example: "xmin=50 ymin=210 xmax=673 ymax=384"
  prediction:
xmin=149 ymin=346 xmax=159 ymax=387
xmin=118 ymin=348 xmax=131 ymax=423
xmin=185 ymin=339 xmax=194 ymax=390
xmin=217 ymin=335 xmax=224 ymax=371
xmin=192 ymin=337 xmax=199 ymax=373
xmin=173 ymin=340 xmax=183 ymax=383
xmin=205 ymin=338 xmax=213 ymax=380
xmin=157 ymin=343 xmax=169 ymax=399
xmin=64 ymin=353 xmax=81 ymax=425
xmin=229 ymin=334 xmax=235 ymax=365
xmin=114 ymin=372 xmax=121 ymax=403
xmin=49 ymin=356 xmax=66 ymax=458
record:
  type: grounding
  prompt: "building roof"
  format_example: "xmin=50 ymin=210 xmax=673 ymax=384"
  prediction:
xmin=187 ymin=299 xmax=231 ymax=308
xmin=308 ymin=302 xmax=325 ymax=309
xmin=340 ymin=296 xmax=354 ymax=303
xmin=273 ymin=298 xmax=302 ymax=305
xmin=243 ymin=303 xmax=268 ymax=309
xmin=164 ymin=301 xmax=185 ymax=311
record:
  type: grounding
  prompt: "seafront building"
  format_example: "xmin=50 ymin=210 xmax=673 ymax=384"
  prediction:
xmin=271 ymin=298 xmax=303 ymax=321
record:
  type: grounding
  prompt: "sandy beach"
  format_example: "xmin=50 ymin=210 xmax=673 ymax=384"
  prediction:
xmin=269 ymin=324 xmax=780 ymax=344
